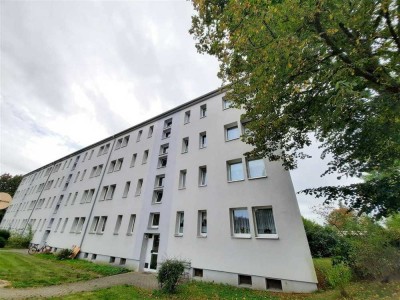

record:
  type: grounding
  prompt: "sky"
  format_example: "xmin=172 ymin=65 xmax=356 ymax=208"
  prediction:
xmin=0 ymin=0 xmax=356 ymax=223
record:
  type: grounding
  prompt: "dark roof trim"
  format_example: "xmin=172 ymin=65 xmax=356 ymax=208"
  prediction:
xmin=23 ymin=87 xmax=226 ymax=177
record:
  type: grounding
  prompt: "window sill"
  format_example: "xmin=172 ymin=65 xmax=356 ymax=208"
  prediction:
xmin=248 ymin=176 xmax=268 ymax=180
xmin=152 ymin=201 xmax=162 ymax=205
xmin=174 ymin=234 xmax=183 ymax=237
xmin=126 ymin=233 xmax=133 ymax=236
xmin=225 ymin=137 xmax=240 ymax=142
xmin=231 ymin=235 xmax=251 ymax=239
xmin=181 ymin=151 xmax=188 ymax=154
xmin=178 ymin=187 xmax=186 ymax=190
xmin=227 ymin=179 xmax=245 ymax=183
xmin=113 ymin=233 xmax=119 ymax=235
xmin=96 ymin=233 xmax=104 ymax=235
xmin=197 ymin=235 xmax=207 ymax=238
xmin=199 ymin=147 xmax=207 ymax=150
xmin=198 ymin=184 xmax=207 ymax=188
xmin=255 ymin=234 xmax=279 ymax=240
xmin=184 ymin=121 xmax=190 ymax=125
xmin=200 ymin=116 xmax=206 ymax=119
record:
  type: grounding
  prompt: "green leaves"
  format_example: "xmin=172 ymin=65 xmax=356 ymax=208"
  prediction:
xmin=190 ymin=0 xmax=400 ymax=218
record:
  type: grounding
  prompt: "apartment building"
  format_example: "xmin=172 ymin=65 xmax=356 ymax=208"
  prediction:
xmin=0 ymin=89 xmax=317 ymax=292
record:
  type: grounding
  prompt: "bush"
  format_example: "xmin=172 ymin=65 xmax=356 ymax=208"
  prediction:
xmin=326 ymin=263 xmax=352 ymax=289
xmin=6 ymin=228 xmax=33 ymax=249
xmin=55 ymin=248 xmax=73 ymax=260
xmin=303 ymin=218 xmax=340 ymax=257
xmin=157 ymin=259 xmax=186 ymax=293
xmin=0 ymin=236 xmax=6 ymax=248
xmin=0 ymin=229 xmax=11 ymax=241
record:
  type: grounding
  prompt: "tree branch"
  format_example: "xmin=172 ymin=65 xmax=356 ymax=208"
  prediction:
xmin=383 ymin=8 xmax=400 ymax=52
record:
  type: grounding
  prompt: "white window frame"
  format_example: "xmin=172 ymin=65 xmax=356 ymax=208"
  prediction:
xmin=199 ymin=166 xmax=207 ymax=186
xmin=252 ymin=207 xmax=278 ymax=239
xmin=199 ymin=132 xmax=207 ymax=149
xmin=90 ymin=216 xmax=100 ymax=233
xmin=135 ymin=179 xmax=143 ymax=196
xmin=127 ymin=214 xmax=136 ymax=235
xmin=142 ymin=150 xmax=149 ymax=164
xmin=184 ymin=110 xmax=190 ymax=124
xmin=130 ymin=153 xmax=137 ymax=167
xmin=179 ymin=170 xmax=187 ymax=189
xmin=149 ymin=213 xmax=160 ymax=229
xmin=182 ymin=137 xmax=189 ymax=153
xmin=227 ymin=159 xmax=245 ymax=182
xmin=246 ymin=158 xmax=267 ymax=179
xmin=136 ymin=130 xmax=142 ymax=142
xmin=106 ymin=185 xmax=116 ymax=200
xmin=175 ymin=212 xmax=184 ymax=236
xmin=155 ymin=175 xmax=165 ymax=189
xmin=231 ymin=208 xmax=251 ymax=238
xmin=198 ymin=210 xmax=207 ymax=237
xmin=225 ymin=123 xmax=240 ymax=141
xmin=153 ymin=190 xmax=163 ymax=204
xmin=114 ymin=215 xmax=123 ymax=235
xmin=160 ymin=143 xmax=169 ymax=155
xmin=122 ymin=181 xmax=130 ymax=198
xmin=148 ymin=126 xmax=154 ymax=138
xmin=200 ymin=104 xmax=207 ymax=118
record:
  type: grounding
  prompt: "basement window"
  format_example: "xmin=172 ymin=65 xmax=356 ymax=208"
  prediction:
xmin=194 ymin=268 xmax=203 ymax=277
xmin=266 ymin=278 xmax=282 ymax=291
xmin=238 ymin=275 xmax=252 ymax=286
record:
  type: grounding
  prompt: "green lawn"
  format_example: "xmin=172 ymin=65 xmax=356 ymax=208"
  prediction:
xmin=48 ymin=280 xmax=400 ymax=300
xmin=0 ymin=251 xmax=129 ymax=288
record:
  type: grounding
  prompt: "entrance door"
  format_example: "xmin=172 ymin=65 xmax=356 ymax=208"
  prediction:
xmin=144 ymin=234 xmax=160 ymax=271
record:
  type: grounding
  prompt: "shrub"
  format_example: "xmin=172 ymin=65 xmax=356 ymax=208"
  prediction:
xmin=55 ymin=248 xmax=73 ymax=260
xmin=6 ymin=227 xmax=33 ymax=249
xmin=0 ymin=229 xmax=11 ymax=241
xmin=326 ymin=263 xmax=352 ymax=288
xmin=303 ymin=218 xmax=340 ymax=258
xmin=157 ymin=259 xmax=186 ymax=293
xmin=0 ymin=236 xmax=6 ymax=248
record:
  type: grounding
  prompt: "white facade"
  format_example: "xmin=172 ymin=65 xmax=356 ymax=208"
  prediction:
xmin=0 ymin=89 xmax=317 ymax=292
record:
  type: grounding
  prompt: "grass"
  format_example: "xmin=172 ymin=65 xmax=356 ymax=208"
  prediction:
xmin=48 ymin=280 xmax=400 ymax=300
xmin=0 ymin=251 xmax=130 ymax=288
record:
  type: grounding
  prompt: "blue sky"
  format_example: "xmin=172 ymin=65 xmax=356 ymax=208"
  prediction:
xmin=0 ymin=1 xmax=358 ymax=223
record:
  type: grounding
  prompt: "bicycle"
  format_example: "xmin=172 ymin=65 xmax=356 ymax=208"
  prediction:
xmin=28 ymin=242 xmax=52 ymax=255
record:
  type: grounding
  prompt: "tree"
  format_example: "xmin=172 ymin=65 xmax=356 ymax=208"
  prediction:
xmin=190 ymin=0 xmax=400 ymax=218
xmin=0 ymin=173 xmax=23 ymax=222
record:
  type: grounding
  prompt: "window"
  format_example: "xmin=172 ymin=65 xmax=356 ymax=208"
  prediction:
xmin=110 ymin=257 xmax=116 ymax=263
xmin=153 ymin=190 xmax=163 ymax=204
xmin=61 ymin=218 xmax=68 ymax=233
xmin=162 ymin=128 xmax=171 ymax=139
xmin=158 ymin=156 xmax=167 ymax=168
xmin=80 ymin=190 xmax=89 ymax=204
xmin=98 ymin=216 xmax=107 ymax=233
xmin=175 ymin=212 xmax=184 ymax=236
xmin=194 ymin=268 xmax=203 ymax=277
xmin=65 ymin=193 xmax=72 ymax=206
xmin=115 ymin=158 xmax=123 ymax=171
xmin=54 ymin=218 xmax=62 ymax=232
xmin=155 ymin=175 xmax=165 ymax=188
xmin=227 ymin=159 xmax=244 ymax=182
xmin=135 ymin=179 xmax=143 ymax=196
xmin=179 ymin=170 xmax=187 ymax=189
xmin=100 ymin=186 xmax=109 ymax=201
xmin=148 ymin=126 xmax=154 ymax=138
xmin=199 ymin=166 xmax=207 ymax=186
xmin=71 ymin=192 xmax=78 ymax=205
xmin=247 ymin=159 xmax=267 ymax=179
xmin=225 ymin=123 xmax=240 ymax=141
xmin=182 ymin=137 xmax=189 ymax=153
xmin=115 ymin=138 xmax=122 ymax=150
xmin=253 ymin=207 xmax=277 ymax=237
xmin=70 ymin=217 xmax=79 ymax=233
xmin=90 ymin=217 xmax=100 ymax=233
xmin=130 ymin=153 xmax=137 ymax=167
xmin=164 ymin=118 xmax=172 ymax=129
xmin=80 ymin=169 xmax=86 ymax=181
xmin=88 ymin=149 xmax=94 ymax=160
xmin=266 ymin=278 xmax=282 ymax=291
xmin=114 ymin=215 xmax=123 ymax=234
xmin=160 ymin=143 xmax=169 ymax=155
xmin=98 ymin=146 xmax=105 ymax=156
xmin=104 ymin=143 xmax=110 ymax=154
xmin=74 ymin=172 xmax=80 ymax=183
xmin=106 ymin=185 xmax=116 ymax=200
xmin=76 ymin=217 xmax=86 ymax=233
xmin=198 ymin=210 xmax=207 ymax=236
xmin=122 ymin=136 xmax=130 ymax=147
xmin=223 ymin=98 xmax=232 ymax=109
xmin=86 ymin=189 xmax=95 ymax=203
xmin=239 ymin=275 xmax=252 ymax=286
xmin=108 ymin=160 xmax=116 ymax=173
xmin=136 ymin=130 xmax=142 ymax=142
xmin=150 ymin=213 xmax=160 ymax=228
xmin=122 ymin=181 xmax=130 ymax=198
xmin=83 ymin=152 xmax=88 ymax=162
xmin=199 ymin=132 xmax=207 ymax=149
xmin=90 ymin=166 xmax=97 ymax=178
xmin=200 ymin=104 xmax=207 ymax=118
xmin=142 ymin=150 xmax=149 ymax=164
xmin=231 ymin=208 xmax=250 ymax=237
xmin=184 ymin=110 xmax=190 ymax=124
xmin=127 ymin=214 xmax=136 ymax=235
xmin=95 ymin=164 xmax=103 ymax=176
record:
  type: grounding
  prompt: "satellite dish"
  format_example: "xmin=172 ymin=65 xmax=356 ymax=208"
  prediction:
xmin=0 ymin=193 xmax=12 ymax=210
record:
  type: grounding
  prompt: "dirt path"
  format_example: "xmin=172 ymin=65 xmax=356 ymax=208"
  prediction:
xmin=0 ymin=271 xmax=158 ymax=299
